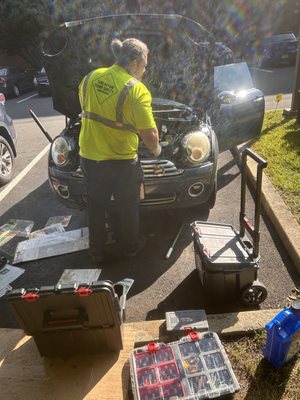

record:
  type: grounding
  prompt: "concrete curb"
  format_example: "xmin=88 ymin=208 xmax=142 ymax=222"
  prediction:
xmin=127 ymin=309 xmax=282 ymax=344
xmin=232 ymin=145 xmax=300 ymax=274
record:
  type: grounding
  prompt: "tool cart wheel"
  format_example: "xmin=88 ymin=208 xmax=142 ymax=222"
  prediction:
xmin=240 ymin=281 xmax=267 ymax=306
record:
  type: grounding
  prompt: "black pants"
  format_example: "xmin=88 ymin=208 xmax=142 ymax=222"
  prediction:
xmin=80 ymin=156 xmax=144 ymax=259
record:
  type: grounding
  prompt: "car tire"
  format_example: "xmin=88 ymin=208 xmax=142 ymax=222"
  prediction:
xmin=0 ymin=136 xmax=15 ymax=185
xmin=13 ymin=85 xmax=20 ymax=97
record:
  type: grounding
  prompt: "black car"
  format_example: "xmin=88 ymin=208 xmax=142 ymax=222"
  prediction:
xmin=260 ymin=32 xmax=298 ymax=66
xmin=0 ymin=66 xmax=35 ymax=97
xmin=35 ymin=67 xmax=51 ymax=96
xmin=37 ymin=13 xmax=264 ymax=211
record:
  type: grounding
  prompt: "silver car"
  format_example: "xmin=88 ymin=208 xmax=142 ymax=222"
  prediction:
xmin=0 ymin=93 xmax=17 ymax=185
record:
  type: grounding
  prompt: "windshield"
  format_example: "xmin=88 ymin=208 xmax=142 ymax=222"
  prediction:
xmin=270 ymin=33 xmax=297 ymax=43
xmin=214 ymin=62 xmax=254 ymax=93
xmin=43 ymin=14 xmax=215 ymax=116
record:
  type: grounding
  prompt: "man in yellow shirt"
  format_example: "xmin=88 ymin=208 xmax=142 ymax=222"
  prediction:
xmin=79 ymin=37 xmax=160 ymax=265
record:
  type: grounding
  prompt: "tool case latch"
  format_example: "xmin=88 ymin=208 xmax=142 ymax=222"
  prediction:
xmin=21 ymin=293 xmax=40 ymax=302
xmin=188 ymin=331 xmax=200 ymax=341
xmin=75 ymin=288 xmax=93 ymax=297
xmin=147 ymin=342 xmax=158 ymax=352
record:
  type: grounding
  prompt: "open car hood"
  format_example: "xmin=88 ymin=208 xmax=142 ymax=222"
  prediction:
xmin=42 ymin=13 xmax=216 ymax=119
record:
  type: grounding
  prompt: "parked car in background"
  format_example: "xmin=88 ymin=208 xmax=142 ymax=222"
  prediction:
xmin=0 ymin=93 xmax=17 ymax=184
xmin=37 ymin=13 xmax=264 ymax=211
xmin=260 ymin=32 xmax=298 ymax=66
xmin=0 ymin=67 xmax=35 ymax=97
xmin=35 ymin=67 xmax=51 ymax=96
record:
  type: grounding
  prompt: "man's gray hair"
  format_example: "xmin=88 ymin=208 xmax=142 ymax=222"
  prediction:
xmin=111 ymin=38 xmax=149 ymax=66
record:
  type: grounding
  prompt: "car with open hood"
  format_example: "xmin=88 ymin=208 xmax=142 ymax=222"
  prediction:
xmin=37 ymin=13 xmax=264 ymax=211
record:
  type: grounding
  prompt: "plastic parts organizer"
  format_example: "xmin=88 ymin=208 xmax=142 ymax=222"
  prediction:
xmin=130 ymin=331 xmax=240 ymax=400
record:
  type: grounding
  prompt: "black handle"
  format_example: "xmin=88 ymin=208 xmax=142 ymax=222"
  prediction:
xmin=242 ymin=148 xmax=268 ymax=167
xmin=42 ymin=307 xmax=88 ymax=331
xmin=240 ymin=148 xmax=267 ymax=258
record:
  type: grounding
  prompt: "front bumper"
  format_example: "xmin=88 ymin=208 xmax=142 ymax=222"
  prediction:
xmin=37 ymin=83 xmax=51 ymax=95
xmin=49 ymin=159 xmax=216 ymax=211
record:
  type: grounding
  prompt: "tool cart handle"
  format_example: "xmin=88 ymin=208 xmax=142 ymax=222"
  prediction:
xmin=240 ymin=148 xmax=267 ymax=259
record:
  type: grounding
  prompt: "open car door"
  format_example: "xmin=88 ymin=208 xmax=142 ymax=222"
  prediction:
xmin=212 ymin=62 xmax=265 ymax=153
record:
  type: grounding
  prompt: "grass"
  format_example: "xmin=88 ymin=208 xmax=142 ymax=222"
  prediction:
xmin=248 ymin=110 xmax=300 ymax=224
xmin=222 ymin=111 xmax=300 ymax=399
xmin=224 ymin=331 xmax=300 ymax=400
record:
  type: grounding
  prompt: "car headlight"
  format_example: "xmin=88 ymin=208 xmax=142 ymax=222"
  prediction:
xmin=181 ymin=129 xmax=211 ymax=165
xmin=51 ymin=137 xmax=71 ymax=166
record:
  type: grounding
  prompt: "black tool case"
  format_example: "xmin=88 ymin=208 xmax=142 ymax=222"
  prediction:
xmin=191 ymin=149 xmax=268 ymax=306
xmin=6 ymin=280 xmax=129 ymax=357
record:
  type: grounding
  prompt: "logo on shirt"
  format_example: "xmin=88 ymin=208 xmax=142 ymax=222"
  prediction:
xmin=93 ymin=73 xmax=117 ymax=104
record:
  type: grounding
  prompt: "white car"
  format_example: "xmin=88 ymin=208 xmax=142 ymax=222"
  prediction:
xmin=0 ymin=93 xmax=17 ymax=185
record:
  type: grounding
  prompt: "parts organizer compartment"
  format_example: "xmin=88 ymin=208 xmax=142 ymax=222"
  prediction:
xmin=6 ymin=279 xmax=132 ymax=357
xmin=130 ymin=331 xmax=240 ymax=400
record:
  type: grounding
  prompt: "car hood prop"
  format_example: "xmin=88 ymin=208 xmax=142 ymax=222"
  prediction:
xmin=29 ymin=109 xmax=53 ymax=143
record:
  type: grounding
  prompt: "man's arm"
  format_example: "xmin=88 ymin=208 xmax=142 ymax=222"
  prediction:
xmin=138 ymin=127 xmax=161 ymax=156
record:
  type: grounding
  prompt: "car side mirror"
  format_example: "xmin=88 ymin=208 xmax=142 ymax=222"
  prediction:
xmin=218 ymin=91 xmax=236 ymax=104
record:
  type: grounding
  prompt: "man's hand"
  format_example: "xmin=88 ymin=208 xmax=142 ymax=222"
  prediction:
xmin=152 ymin=144 xmax=162 ymax=157
xmin=139 ymin=127 xmax=160 ymax=155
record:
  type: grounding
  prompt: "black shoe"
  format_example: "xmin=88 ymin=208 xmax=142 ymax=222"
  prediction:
xmin=122 ymin=235 xmax=146 ymax=259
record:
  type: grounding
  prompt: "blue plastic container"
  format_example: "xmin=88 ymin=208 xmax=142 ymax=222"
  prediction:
xmin=263 ymin=300 xmax=300 ymax=367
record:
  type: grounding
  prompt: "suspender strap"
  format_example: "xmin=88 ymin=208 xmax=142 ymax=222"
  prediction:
xmin=82 ymin=71 xmax=93 ymax=108
xmin=82 ymin=110 xmax=138 ymax=133
xmin=81 ymin=71 xmax=138 ymax=133
xmin=115 ymin=78 xmax=138 ymax=125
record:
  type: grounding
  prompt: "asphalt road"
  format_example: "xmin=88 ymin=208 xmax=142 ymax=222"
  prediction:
xmin=0 ymin=65 xmax=299 ymax=329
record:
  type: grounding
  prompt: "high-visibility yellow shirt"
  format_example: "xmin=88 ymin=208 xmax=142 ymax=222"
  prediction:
xmin=79 ymin=64 xmax=156 ymax=161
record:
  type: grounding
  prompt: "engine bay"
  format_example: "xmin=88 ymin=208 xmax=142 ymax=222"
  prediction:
xmin=138 ymin=98 xmax=199 ymax=159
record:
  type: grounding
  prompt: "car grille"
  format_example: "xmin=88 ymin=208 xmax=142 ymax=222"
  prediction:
xmin=38 ymin=78 xmax=49 ymax=84
xmin=141 ymin=195 xmax=176 ymax=206
xmin=141 ymin=159 xmax=183 ymax=178
xmin=72 ymin=160 xmax=183 ymax=180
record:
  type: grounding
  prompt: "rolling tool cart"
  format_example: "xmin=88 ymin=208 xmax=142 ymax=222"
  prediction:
xmin=191 ymin=148 xmax=268 ymax=306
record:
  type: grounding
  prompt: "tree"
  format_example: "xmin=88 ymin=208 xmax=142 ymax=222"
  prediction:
xmin=0 ymin=0 xmax=53 ymax=67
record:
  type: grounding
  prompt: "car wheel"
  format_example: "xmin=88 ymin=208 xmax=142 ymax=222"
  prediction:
xmin=13 ymin=85 xmax=20 ymax=97
xmin=240 ymin=280 xmax=268 ymax=306
xmin=0 ymin=136 xmax=15 ymax=185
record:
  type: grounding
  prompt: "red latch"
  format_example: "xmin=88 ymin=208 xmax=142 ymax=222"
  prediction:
xmin=245 ymin=217 xmax=254 ymax=231
xmin=188 ymin=331 xmax=200 ymax=341
xmin=21 ymin=293 xmax=40 ymax=302
xmin=183 ymin=326 xmax=192 ymax=334
xmin=203 ymin=247 xmax=211 ymax=257
xmin=75 ymin=288 xmax=92 ymax=297
xmin=147 ymin=342 xmax=157 ymax=352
